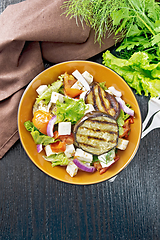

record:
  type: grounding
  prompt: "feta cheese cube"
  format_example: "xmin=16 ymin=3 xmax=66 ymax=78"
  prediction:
xmin=72 ymin=70 xmax=90 ymax=91
xmin=58 ymin=122 xmax=71 ymax=135
xmin=85 ymin=104 xmax=95 ymax=114
xmin=50 ymin=92 xmax=64 ymax=104
xmin=74 ymin=148 xmax=93 ymax=163
xmin=64 ymin=144 xmax=75 ymax=158
xmin=44 ymin=145 xmax=56 ymax=157
xmin=101 ymin=159 xmax=115 ymax=168
xmin=66 ymin=161 xmax=78 ymax=177
xmin=36 ymin=85 xmax=48 ymax=95
xmin=98 ymin=149 xmax=116 ymax=168
xmin=82 ymin=71 xmax=93 ymax=84
xmin=98 ymin=150 xmax=116 ymax=168
xmin=117 ymin=138 xmax=129 ymax=150
xmin=71 ymin=81 xmax=83 ymax=90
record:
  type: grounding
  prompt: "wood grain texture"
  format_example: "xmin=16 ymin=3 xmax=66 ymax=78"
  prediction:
xmin=0 ymin=1 xmax=160 ymax=239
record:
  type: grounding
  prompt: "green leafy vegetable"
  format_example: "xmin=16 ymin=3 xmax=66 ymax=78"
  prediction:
xmin=102 ymin=50 xmax=160 ymax=97
xmin=24 ymin=120 xmax=37 ymax=132
xmin=30 ymin=130 xmax=55 ymax=146
xmin=92 ymin=155 xmax=99 ymax=163
xmin=43 ymin=153 xmax=69 ymax=167
xmin=36 ymin=78 xmax=63 ymax=104
xmin=55 ymin=97 xmax=87 ymax=124
xmin=117 ymin=109 xmax=130 ymax=136
xmin=24 ymin=120 xmax=55 ymax=145
xmin=62 ymin=0 xmax=160 ymax=62
xmin=99 ymin=82 xmax=108 ymax=91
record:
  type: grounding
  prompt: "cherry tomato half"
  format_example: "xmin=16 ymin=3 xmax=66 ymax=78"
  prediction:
xmin=32 ymin=110 xmax=53 ymax=135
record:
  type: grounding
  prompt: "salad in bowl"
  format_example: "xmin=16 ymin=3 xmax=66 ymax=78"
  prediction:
xmin=24 ymin=68 xmax=135 ymax=177
xmin=18 ymin=61 xmax=141 ymax=184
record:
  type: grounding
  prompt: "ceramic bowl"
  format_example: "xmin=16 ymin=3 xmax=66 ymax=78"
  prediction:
xmin=18 ymin=61 xmax=142 ymax=185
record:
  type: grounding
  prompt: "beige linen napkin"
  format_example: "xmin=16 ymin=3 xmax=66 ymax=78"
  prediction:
xmin=0 ymin=0 xmax=117 ymax=158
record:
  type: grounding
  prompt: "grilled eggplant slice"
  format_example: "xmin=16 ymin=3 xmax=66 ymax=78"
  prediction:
xmin=85 ymin=83 xmax=120 ymax=119
xmin=73 ymin=111 xmax=119 ymax=155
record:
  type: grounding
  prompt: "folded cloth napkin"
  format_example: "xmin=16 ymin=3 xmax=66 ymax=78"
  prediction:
xmin=0 ymin=0 xmax=117 ymax=159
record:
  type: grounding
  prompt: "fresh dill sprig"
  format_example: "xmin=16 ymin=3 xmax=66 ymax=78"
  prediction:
xmin=61 ymin=0 xmax=127 ymax=44
xmin=61 ymin=0 xmax=160 ymax=61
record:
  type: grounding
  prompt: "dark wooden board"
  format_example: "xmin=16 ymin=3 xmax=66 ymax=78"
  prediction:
xmin=0 ymin=1 xmax=159 ymax=239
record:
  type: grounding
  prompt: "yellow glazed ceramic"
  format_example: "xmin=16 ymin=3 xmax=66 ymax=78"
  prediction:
xmin=18 ymin=61 xmax=142 ymax=185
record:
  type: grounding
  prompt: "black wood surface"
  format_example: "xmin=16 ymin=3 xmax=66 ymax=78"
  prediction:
xmin=0 ymin=1 xmax=160 ymax=240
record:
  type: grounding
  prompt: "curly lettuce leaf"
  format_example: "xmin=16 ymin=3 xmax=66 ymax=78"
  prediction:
xmin=36 ymin=78 xmax=63 ymax=104
xmin=102 ymin=50 xmax=160 ymax=98
xmin=24 ymin=120 xmax=55 ymax=146
xmin=43 ymin=153 xmax=69 ymax=167
xmin=55 ymin=97 xmax=87 ymax=124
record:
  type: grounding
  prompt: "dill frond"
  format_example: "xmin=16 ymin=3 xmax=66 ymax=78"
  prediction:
xmin=61 ymin=0 xmax=160 ymax=59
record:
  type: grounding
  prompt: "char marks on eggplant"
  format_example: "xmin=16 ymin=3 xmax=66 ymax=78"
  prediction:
xmin=73 ymin=111 xmax=119 ymax=155
xmin=85 ymin=83 xmax=120 ymax=119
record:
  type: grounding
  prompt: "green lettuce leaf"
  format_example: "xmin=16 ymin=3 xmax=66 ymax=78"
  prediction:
xmin=24 ymin=120 xmax=36 ymax=132
xmin=92 ymin=155 xmax=99 ymax=163
xmin=117 ymin=109 xmax=130 ymax=136
xmin=43 ymin=153 xmax=69 ymax=167
xmin=30 ymin=130 xmax=55 ymax=146
xmin=117 ymin=110 xmax=125 ymax=136
xmin=24 ymin=120 xmax=55 ymax=146
xmin=36 ymin=78 xmax=63 ymax=104
xmin=102 ymin=50 xmax=160 ymax=98
xmin=99 ymin=82 xmax=108 ymax=90
xmin=55 ymin=97 xmax=87 ymax=124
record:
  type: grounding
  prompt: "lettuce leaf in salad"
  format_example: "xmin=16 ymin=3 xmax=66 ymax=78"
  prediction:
xmin=55 ymin=97 xmax=87 ymax=124
xmin=43 ymin=153 xmax=69 ymax=167
xmin=24 ymin=120 xmax=55 ymax=146
xmin=31 ymin=130 xmax=55 ymax=146
xmin=36 ymin=78 xmax=63 ymax=104
xmin=117 ymin=109 xmax=130 ymax=136
xmin=99 ymin=82 xmax=108 ymax=91
xmin=24 ymin=120 xmax=37 ymax=132
xmin=102 ymin=50 xmax=160 ymax=98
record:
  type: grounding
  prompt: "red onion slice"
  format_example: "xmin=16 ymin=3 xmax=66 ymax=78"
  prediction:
xmin=47 ymin=115 xmax=57 ymax=137
xmin=73 ymin=158 xmax=96 ymax=173
xmin=37 ymin=144 xmax=43 ymax=153
xmin=115 ymin=97 xmax=134 ymax=116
